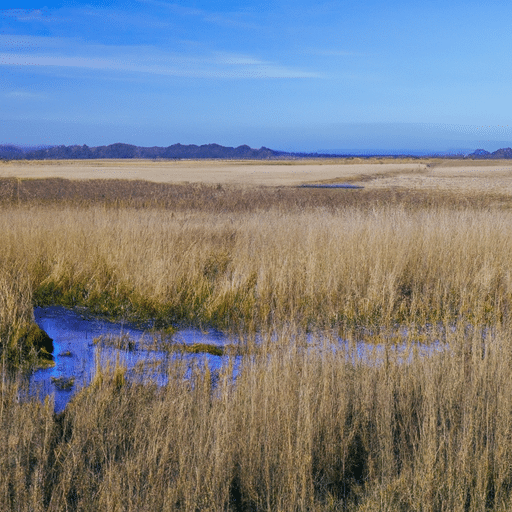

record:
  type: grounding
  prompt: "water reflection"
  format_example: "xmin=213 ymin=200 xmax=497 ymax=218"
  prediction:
xmin=30 ymin=306 xmax=453 ymax=413
xmin=31 ymin=306 xmax=237 ymax=413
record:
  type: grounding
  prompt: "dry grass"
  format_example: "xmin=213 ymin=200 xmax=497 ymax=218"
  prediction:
xmin=0 ymin=158 xmax=428 ymax=186
xmin=1 ymin=182 xmax=511 ymax=333
xmin=1 ymin=174 xmax=512 ymax=509
xmin=3 ymin=176 xmax=512 ymax=211
xmin=3 ymin=327 xmax=512 ymax=510
xmin=0 ymin=268 xmax=39 ymax=370
xmin=2 ymin=158 xmax=512 ymax=193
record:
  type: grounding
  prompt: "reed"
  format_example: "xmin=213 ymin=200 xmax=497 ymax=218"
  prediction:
xmin=1 ymin=177 xmax=511 ymax=211
xmin=0 ymin=267 xmax=48 ymax=370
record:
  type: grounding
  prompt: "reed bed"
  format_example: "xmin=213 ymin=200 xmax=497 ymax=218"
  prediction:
xmin=1 ymin=177 xmax=512 ymax=212
xmin=3 ymin=327 xmax=512 ymax=510
xmin=1 ymin=178 xmax=512 ymax=510
xmin=0 ymin=187 xmax=511 ymax=333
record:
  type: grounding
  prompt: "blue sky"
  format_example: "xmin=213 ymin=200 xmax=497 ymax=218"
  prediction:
xmin=1 ymin=1 xmax=511 ymax=153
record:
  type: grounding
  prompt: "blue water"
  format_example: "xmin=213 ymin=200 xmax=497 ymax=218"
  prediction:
xmin=31 ymin=306 xmax=238 ymax=412
xmin=30 ymin=307 xmax=451 ymax=413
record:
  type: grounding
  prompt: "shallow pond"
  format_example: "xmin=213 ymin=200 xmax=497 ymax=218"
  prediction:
xmin=29 ymin=306 xmax=451 ymax=413
xmin=31 ymin=306 xmax=238 ymax=412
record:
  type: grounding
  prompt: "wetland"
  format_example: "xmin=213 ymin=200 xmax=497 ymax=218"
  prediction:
xmin=2 ymin=163 xmax=512 ymax=510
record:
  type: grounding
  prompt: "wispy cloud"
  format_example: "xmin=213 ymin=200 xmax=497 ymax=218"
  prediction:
xmin=135 ymin=0 xmax=260 ymax=29
xmin=0 ymin=35 xmax=321 ymax=79
xmin=0 ymin=52 xmax=321 ymax=78
xmin=213 ymin=52 xmax=267 ymax=66
xmin=0 ymin=34 xmax=62 ymax=53
xmin=2 ymin=8 xmax=53 ymax=22
xmin=5 ymin=90 xmax=48 ymax=99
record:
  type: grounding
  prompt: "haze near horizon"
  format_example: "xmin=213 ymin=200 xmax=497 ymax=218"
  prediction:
xmin=1 ymin=1 xmax=511 ymax=154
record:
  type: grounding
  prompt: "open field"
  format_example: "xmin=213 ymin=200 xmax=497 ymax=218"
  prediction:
xmin=2 ymin=166 xmax=512 ymax=510
xmin=0 ymin=158 xmax=428 ymax=186
xmin=3 ymin=157 xmax=512 ymax=194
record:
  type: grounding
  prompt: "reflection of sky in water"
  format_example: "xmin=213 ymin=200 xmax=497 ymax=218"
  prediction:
xmin=31 ymin=306 xmax=237 ymax=413
xmin=30 ymin=306 xmax=455 ymax=414
xmin=312 ymin=325 xmax=450 ymax=365
xmin=319 ymin=337 xmax=448 ymax=366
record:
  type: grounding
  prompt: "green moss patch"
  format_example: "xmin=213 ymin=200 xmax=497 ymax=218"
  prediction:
xmin=51 ymin=376 xmax=75 ymax=390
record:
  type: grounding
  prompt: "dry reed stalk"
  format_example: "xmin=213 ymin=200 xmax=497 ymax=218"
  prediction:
xmin=1 ymin=181 xmax=512 ymax=509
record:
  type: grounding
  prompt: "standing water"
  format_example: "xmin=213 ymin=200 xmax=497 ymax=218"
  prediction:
xmin=31 ymin=306 xmax=237 ymax=412
xmin=30 ymin=307 xmax=451 ymax=413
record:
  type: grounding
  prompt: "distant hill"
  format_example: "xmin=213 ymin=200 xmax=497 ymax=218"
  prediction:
xmin=0 ymin=143 xmax=287 ymax=160
xmin=466 ymin=148 xmax=512 ymax=159
xmin=0 ymin=144 xmax=28 ymax=159
xmin=3 ymin=143 xmax=512 ymax=160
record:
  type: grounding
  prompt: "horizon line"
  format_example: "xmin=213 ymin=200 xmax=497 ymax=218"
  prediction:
xmin=1 ymin=141 xmax=511 ymax=158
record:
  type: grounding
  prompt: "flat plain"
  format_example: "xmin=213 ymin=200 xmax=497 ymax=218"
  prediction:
xmin=3 ymin=157 xmax=512 ymax=193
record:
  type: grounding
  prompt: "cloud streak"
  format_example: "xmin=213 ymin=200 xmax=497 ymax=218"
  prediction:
xmin=0 ymin=52 xmax=321 ymax=78
xmin=135 ymin=0 xmax=260 ymax=30
xmin=2 ymin=8 xmax=52 ymax=22
xmin=0 ymin=35 xmax=322 ymax=79
xmin=5 ymin=90 xmax=48 ymax=99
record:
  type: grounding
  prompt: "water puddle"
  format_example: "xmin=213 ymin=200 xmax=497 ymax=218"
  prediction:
xmin=300 ymin=183 xmax=364 ymax=189
xmin=31 ymin=306 xmax=238 ymax=412
xmin=29 ymin=307 xmax=454 ymax=413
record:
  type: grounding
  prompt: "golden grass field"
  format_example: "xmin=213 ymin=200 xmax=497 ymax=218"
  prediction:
xmin=2 ymin=157 xmax=512 ymax=193
xmin=2 ymin=159 xmax=512 ymax=510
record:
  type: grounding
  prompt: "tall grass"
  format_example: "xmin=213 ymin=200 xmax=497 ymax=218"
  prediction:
xmin=1 ymin=193 xmax=511 ymax=332
xmin=3 ymin=327 xmax=512 ymax=510
xmin=2 ymin=178 xmax=512 ymax=510
xmin=0 ymin=267 xmax=41 ymax=370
